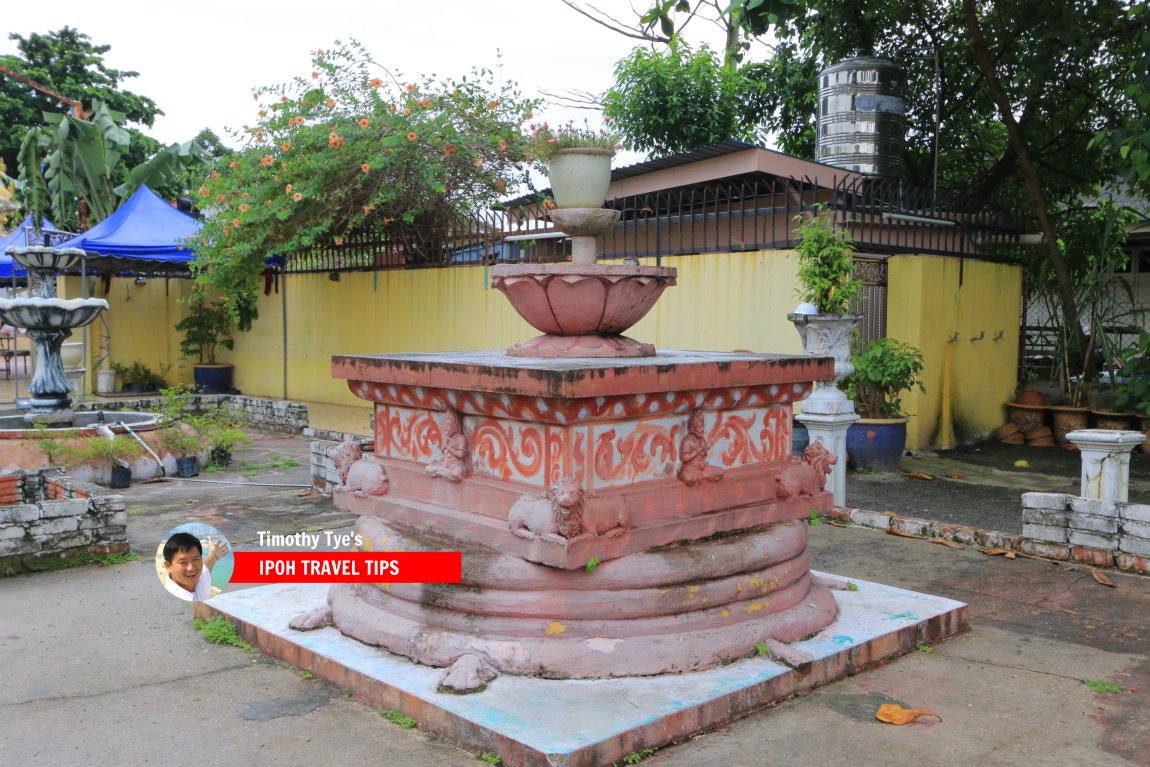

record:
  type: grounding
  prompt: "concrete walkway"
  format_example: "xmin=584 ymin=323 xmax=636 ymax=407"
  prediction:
xmin=1 ymin=430 xmax=1147 ymax=766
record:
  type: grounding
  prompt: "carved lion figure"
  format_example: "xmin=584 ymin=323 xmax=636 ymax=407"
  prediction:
xmin=775 ymin=441 xmax=837 ymax=500
xmin=507 ymin=476 xmax=586 ymax=545
xmin=330 ymin=440 xmax=389 ymax=498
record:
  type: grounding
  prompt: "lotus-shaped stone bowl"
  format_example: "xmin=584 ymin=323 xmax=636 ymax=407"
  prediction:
xmin=491 ymin=263 xmax=677 ymax=336
xmin=0 ymin=297 xmax=109 ymax=331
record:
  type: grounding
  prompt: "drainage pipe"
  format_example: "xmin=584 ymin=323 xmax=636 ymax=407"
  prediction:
xmin=117 ymin=419 xmax=166 ymax=476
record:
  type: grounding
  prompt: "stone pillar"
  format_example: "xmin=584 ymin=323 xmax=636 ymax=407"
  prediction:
xmin=797 ymin=411 xmax=858 ymax=507
xmin=1066 ymin=429 xmax=1145 ymax=502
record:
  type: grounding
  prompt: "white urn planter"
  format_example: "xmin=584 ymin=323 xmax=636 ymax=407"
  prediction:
xmin=549 ymin=148 xmax=614 ymax=209
xmin=788 ymin=312 xmax=862 ymax=416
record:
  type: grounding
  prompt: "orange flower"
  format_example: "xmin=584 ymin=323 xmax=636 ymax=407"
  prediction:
xmin=486 ymin=100 xmax=500 ymax=110
xmin=369 ymin=77 xmax=383 ymax=88
xmin=242 ymin=192 xmax=250 ymax=200
xmin=232 ymin=218 xmax=241 ymax=227
xmin=293 ymin=192 xmax=303 ymax=202
xmin=443 ymin=144 xmax=457 ymax=156
xmin=407 ymin=132 xmax=417 ymax=141
xmin=210 ymin=170 xmax=219 ymax=180
xmin=361 ymin=163 xmax=370 ymax=173
xmin=362 ymin=205 xmax=372 ymax=215
xmin=422 ymin=98 xmax=430 ymax=108
xmin=198 ymin=185 xmax=209 ymax=198
xmin=239 ymin=204 xmax=249 ymax=213
xmin=311 ymin=71 xmax=318 ymax=79
xmin=406 ymin=83 xmax=415 ymax=92
xmin=402 ymin=107 xmax=411 ymax=116
xmin=285 ymin=184 xmax=293 ymax=193
xmin=229 ymin=161 xmax=238 ymax=169
xmin=279 ymin=142 xmax=289 ymax=152
xmin=358 ymin=118 xmax=370 ymax=129
xmin=474 ymin=157 xmax=483 ymax=167
xmin=261 ymin=156 xmax=274 ymax=167
xmin=215 ymin=194 xmax=225 ymax=201
xmin=326 ymin=97 xmax=336 ymax=108
xmin=223 ymin=227 xmax=231 ymax=236
xmin=259 ymin=110 xmax=267 ymax=118
xmin=281 ymin=96 xmax=289 ymax=103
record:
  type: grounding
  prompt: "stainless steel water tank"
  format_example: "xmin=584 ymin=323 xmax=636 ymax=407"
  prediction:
xmin=816 ymin=57 xmax=905 ymax=177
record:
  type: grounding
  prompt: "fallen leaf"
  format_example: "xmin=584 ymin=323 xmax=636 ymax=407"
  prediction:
xmin=297 ymin=489 xmax=314 ymax=497
xmin=945 ymin=472 xmax=966 ymax=479
xmin=930 ymin=536 xmax=964 ymax=550
xmin=903 ymin=471 xmax=935 ymax=481
xmin=1013 ymin=459 xmax=1030 ymax=468
xmin=825 ymin=520 xmax=848 ymax=528
xmin=1004 ymin=551 xmax=1017 ymax=559
xmin=888 ymin=528 xmax=923 ymax=539
xmin=979 ymin=547 xmax=1010 ymax=556
xmin=1092 ymin=569 xmax=1116 ymax=588
xmin=882 ymin=510 xmax=899 ymax=516
xmin=875 ymin=703 xmax=942 ymax=725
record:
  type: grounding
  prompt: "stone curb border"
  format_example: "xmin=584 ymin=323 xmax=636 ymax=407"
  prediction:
xmin=826 ymin=506 xmax=1150 ymax=577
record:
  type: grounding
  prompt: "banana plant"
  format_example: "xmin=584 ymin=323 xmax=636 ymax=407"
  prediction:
xmin=18 ymin=99 xmax=208 ymax=232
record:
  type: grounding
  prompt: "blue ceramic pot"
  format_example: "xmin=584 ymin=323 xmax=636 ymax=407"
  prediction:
xmin=846 ymin=418 xmax=908 ymax=471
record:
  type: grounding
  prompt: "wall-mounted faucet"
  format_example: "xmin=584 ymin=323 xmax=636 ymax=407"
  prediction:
xmin=993 ymin=330 xmax=1004 ymax=341
xmin=970 ymin=331 xmax=985 ymax=342
xmin=948 ymin=332 xmax=960 ymax=343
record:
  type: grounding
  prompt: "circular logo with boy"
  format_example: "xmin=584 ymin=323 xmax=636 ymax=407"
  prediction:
xmin=155 ymin=523 xmax=234 ymax=602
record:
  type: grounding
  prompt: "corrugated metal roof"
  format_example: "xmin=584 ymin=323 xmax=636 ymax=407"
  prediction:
xmin=608 ymin=140 xmax=762 ymax=181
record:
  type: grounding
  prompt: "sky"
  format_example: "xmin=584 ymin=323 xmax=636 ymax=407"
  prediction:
xmin=2 ymin=1 xmax=735 ymax=167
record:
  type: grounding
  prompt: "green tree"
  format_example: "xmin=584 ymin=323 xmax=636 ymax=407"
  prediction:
xmin=0 ymin=27 xmax=162 ymax=174
xmin=603 ymin=39 xmax=772 ymax=155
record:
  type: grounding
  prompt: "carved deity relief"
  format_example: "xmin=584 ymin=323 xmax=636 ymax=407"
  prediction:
xmin=677 ymin=410 xmax=724 ymax=486
xmin=426 ymin=410 xmax=472 ymax=482
xmin=775 ymin=442 xmax=837 ymax=500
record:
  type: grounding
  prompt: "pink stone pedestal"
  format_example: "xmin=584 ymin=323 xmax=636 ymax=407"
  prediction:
xmin=322 ymin=349 xmax=844 ymax=679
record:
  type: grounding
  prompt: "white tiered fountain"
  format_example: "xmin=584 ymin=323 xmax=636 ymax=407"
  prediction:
xmin=0 ymin=246 xmax=107 ymax=424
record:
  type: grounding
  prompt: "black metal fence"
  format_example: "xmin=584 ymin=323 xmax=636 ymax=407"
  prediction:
xmin=283 ymin=175 xmax=1024 ymax=274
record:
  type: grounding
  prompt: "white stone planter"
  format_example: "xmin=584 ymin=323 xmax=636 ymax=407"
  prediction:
xmin=549 ymin=148 xmax=614 ymax=209
xmin=788 ymin=312 xmax=862 ymax=416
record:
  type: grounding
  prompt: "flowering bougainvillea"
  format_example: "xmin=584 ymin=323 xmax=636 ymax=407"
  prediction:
xmin=190 ymin=41 xmax=539 ymax=326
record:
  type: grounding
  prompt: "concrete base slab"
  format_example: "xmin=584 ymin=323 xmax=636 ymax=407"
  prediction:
xmin=198 ymin=573 xmax=967 ymax=767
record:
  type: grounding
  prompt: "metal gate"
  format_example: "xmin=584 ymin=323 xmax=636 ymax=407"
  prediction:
xmin=853 ymin=256 xmax=888 ymax=346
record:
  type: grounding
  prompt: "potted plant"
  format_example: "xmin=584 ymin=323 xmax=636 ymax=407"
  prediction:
xmin=787 ymin=206 xmax=864 ymax=414
xmin=1114 ymin=331 xmax=1150 ymax=451
xmin=160 ymin=423 xmax=202 ymax=477
xmin=842 ymin=338 xmax=926 ymax=470
xmin=528 ymin=120 xmax=620 ymax=209
xmin=80 ymin=434 xmax=143 ymax=488
xmin=193 ymin=411 xmax=251 ymax=467
xmin=176 ymin=290 xmax=234 ymax=394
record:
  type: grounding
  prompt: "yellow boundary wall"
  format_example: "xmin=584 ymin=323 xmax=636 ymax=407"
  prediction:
xmin=70 ymin=250 xmax=1020 ymax=450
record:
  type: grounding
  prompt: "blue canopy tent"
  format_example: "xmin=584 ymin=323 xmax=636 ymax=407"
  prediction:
xmin=0 ymin=215 xmax=64 ymax=280
xmin=58 ymin=185 xmax=201 ymax=273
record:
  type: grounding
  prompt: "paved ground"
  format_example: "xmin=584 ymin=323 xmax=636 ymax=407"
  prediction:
xmin=1 ymin=430 xmax=1147 ymax=766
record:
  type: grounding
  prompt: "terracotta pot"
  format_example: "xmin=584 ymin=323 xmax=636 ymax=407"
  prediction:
xmin=1092 ymin=410 xmax=1134 ymax=431
xmin=1005 ymin=402 xmax=1046 ymax=434
xmin=1049 ymin=405 xmax=1091 ymax=448
xmin=1015 ymin=389 xmax=1045 ymax=406
xmin=1140 ymin=416 xmax=1150 ymax=453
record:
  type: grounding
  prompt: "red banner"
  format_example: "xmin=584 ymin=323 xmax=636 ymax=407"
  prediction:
xmin=231 ymin=552 xmax=462 ymax=583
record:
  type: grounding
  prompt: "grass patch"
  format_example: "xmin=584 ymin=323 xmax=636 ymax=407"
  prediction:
xmin=476 ymin=753 xmax=502 ymax=766
xmin=299 ymin=670 xmax=315 ymax=681
xmin=193 ymin=616 xmax=257 ymax=654
xmin=1083 ymin=678 xmax=1127 ymax=693
xmin=379 ymin=708 xmax=417 ymax=728
xmin=619 ymin=748 xmax=655 ymax=764
xmin=915 ymin=640 xmax=934 ymax=654
xmin=585 ymin=556 xmax=601 ymax=574
xmin=240 ymin=456 xmax=301 ymax=476
xmin=755 ymin=641 xmax=769 ymax=656
xmin=808 ymin=508 xmax=822 ymax=526
xmin=846 ymin=581 xmax=859 ymax=592
xmin=95 ymin=551 xmax=139 ymax=565
xmin=126 ymin=507 xmax=147 ymax=517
